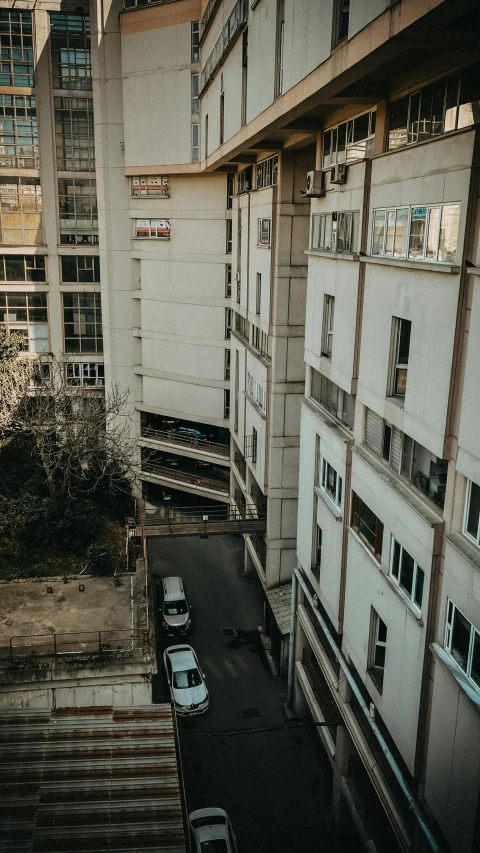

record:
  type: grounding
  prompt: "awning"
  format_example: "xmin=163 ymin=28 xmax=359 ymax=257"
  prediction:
xmin=266 ymin=583 xmax=292 ymax=635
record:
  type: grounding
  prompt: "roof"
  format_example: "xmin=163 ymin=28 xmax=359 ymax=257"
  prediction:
xmin=168 ymin=648 xmax=196 ymax=672
xmin=0 ymin=705 xmax=187 ymax=853
xmin=266 ymin=584 xmax=292 ymax=635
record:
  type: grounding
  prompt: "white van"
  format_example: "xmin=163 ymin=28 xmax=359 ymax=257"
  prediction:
xmin=161 ymin=576 xmax=191 ymax=636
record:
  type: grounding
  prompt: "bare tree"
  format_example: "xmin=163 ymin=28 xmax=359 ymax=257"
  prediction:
xmin=12 ymin=356 xmax=137 ymax=497
xmin=0 ymin=328 xmax=34 ymax=430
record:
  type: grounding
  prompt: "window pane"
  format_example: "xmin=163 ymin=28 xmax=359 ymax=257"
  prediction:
xmin=337 ymin=123 xmax=346 ymax=163
xmin=353 ymin=112 xmax=370 ymax=143
xmin=372 ymin=210 xmax=385 ymax=255
xmin=471 ymin=631 xmax=480 ymax=688
xmin=466 ymin=482 xmax=480 ymax=541
xmin=417 ymin=85 xmax=433 ymax=142
xmin=394 ymin=208 xmax=408 ymax=257
xmin=391 ymin=539 xmax=401 ymax=579
xmin=388 ymin=97 xmax=408 ymax=149
xmin=458 ymin=65 xmax=480 ymax=129
xmin=399 ymin=549 xmax=415 ymax=596
xmin=408 ymin=207 xmax=427 ymax=258
xmin=431 ymin=80 xmax=445 ymax=136
xmin=408 ymin=92 xmax=421 ymax=145
xmin=374 ymin=644 xmax=386 ymax=668
xmin=451 ymin=608 xmax=471 ymax=671
xmin=414 ymin=567 xmax=424 ymax=609
xmin=397 ymin=320 xmax=411 ymax=364
xmin=426 ymin=207 xmax=441 ymax=259
xmin=438 ymin=204 xmax=459 ymax=263
xmin=385 ymin=210 xmax=395 ymax=255
xmin=444 ymin=73 xmax=460 ymax=131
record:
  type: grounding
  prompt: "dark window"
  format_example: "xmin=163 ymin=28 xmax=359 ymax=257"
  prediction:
xmin=351 ymin=492 xmax=383 ymax=561
xmin=332 ymin=0 xmax=350 ymax=47
xmin=63 ymin=291 xmax=102 ymax=353
xmin=0 ymin=10 xmax=34 ymax=87
xmin=390 ymin=318 xmax=411 ymax=396
xmin=61 ymin=255 xmax=100 ymax=282
xmin=0 ymin=254 xmax=45 ymax=282
xmin=465 ymin=480 xmax=480 ymax=545
xmin=0 ymin=94 xmax=38 ymax=169
xmin=58 ymin=178 xmax=98 ymax=245
xmin=50 ymin=12 xmax=92 ymax=92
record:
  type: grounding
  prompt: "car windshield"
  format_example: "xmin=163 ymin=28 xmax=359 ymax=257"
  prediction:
xmin=173 ymin=667 xmax=202 ymax=689
xmin=200 ymin=842 xmax=228 ymax=853
xmin=164 ymin=600 xmax=188 ymax=615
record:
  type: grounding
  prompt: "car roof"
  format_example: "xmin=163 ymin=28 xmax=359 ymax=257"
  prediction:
xmin=167 ymin=646 xmax=197 ymax=672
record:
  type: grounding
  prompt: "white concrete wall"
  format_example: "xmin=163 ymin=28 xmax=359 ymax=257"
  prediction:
xmin=457 ymin=275 xmax=480 ymax=483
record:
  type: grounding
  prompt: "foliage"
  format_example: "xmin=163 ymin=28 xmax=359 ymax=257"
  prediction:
xmin=0 ymin=435 xmax=131 ymax=580
xmin=0 ymin=326 xmax=26 ymax=364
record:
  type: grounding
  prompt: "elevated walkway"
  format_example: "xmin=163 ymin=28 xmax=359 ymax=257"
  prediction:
xmin=132 ymin=502 xmax=267 ymax=538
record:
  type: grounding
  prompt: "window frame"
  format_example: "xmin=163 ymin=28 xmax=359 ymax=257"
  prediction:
xmin=191 ymin=73 xmax=199 ymax=113
xmin=311 ymin=211 xmax=359 ymax=253
xmin=0 ymin=254 xmax=46 ymax=283
xmin=323 ymin=109 xmax=376 ymax=168
xmin=321 ymin=295 xmax=335 ymax=358
xmin=191 ymin=21 xmax=200 ymax=62
xmin=0 ymin=94 xmax=38 ymax=169
xmin=368 ymin=608 xmax=387 ymax=693
xmin=463 ymin=479 xmax=480 ymax=547
xmin=0 ymin=291 xmax=49 ymax=353
xmin=320 ymin=457 xmax=343 ymax=509
xmin=60 ymin=255 xmax=99 ymax=283
xmin=371 ymin=202 xmax=460 ymax=264
xmin=388 ymin=317 xmax=411 ymax=397
xmin=66 ymin=361 xmax=105 ymax=387
xmin=191 ymin=123 xmax=200 ymax=162
xmin=257 ymin=218 xmax=271 ymax=247
xmin=131 ymin=177 xmax=169 ymax=198
xmin=63 ymin=291 xmax=103 ymax=354
xmin=389 ymin=537 xmax=424 ymax=611
xmin=351 ymin=491 xmax=384 ymax=562
xmin=444 ymin=599 xmax=480 ymax=690
xmin=134 ymin=219 xmax=170 ymax=240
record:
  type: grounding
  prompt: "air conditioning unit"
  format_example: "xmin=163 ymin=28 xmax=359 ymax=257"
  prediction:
xmin=303 ymin=170 xmax=325 ymax=197
xmin=330 ymin=164 xmax=347 ymax=184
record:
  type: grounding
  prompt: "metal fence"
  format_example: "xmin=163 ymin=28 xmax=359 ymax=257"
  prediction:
xmin=9 ymin=628 xmax=147 ymax=662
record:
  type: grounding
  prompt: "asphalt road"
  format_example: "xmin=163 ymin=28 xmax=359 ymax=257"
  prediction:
xmin=148 ymin=534 xmax=363 ymax=853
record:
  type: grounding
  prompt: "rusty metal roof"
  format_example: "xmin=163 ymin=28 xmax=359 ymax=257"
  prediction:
xmin=265 ymin=584 xmax=292 ymax=636
xmin=0 ymin=705 xmax=187 ymax=852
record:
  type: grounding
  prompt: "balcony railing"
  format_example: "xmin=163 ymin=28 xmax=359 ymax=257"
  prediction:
xmin=201 ymin=0 xmax=248 ymax=93
xmin=250 ymin=481 xmax=266 ymax=511
xmin=8 ymin=628 xmax=147 ymax=662
xmin=249 ymin=533 xmax=266 ymax=569
xmin=234 ymin=450 xmax=246 ymax=481
xmin=141 ymin=459 xmax=229 ymax=493
xmin=141 ymin=425 xmax=229 ymax=458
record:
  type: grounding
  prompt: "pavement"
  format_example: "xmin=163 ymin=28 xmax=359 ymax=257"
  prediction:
xmin=148 ymin=534 xmax=363 ymax=853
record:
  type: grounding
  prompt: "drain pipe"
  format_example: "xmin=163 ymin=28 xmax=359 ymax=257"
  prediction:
xmin=288 ymin=568 xmax=441 ymax=853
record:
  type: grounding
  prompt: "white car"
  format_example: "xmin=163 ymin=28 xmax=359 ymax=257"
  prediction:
xmin=163 ymin=644 xmax=209 ymax=716
xmin=189 ymin=808 xmax=238 ymax=853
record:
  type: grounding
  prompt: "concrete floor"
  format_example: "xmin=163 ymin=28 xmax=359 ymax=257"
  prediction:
xmin=149 ymin=534 xmax=363 ymax=853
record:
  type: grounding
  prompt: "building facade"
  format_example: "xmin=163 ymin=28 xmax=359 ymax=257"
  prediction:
xmin=2 ymin=0 xmax=480 ymax=851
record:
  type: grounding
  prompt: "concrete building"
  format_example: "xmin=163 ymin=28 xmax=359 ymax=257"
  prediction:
xmin=2 ymin=0 xmax=480 ymax=851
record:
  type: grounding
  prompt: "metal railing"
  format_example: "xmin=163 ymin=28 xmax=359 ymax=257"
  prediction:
xmin=141 ymin=425 xmax=229 ymax=458
xmin=249 ymin=533 xmax=266 ymax=569
xmin=135 ymin=502 xmax=266 ymax=537
xmin=234 ymin=451 xmax=246 ymax=481
xmin=141 ymin=459 xmax=229 ymax=493
xmin=250 ymin=481 xmax=266 ymax=511
xmin=9 ymin=628 xmax=147 ymax=662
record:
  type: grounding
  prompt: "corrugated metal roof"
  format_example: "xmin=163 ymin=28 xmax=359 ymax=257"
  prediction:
xmin=0 ymin=705 xmax=187 ymax=852
xmin=266 ymin=584 xmax=292 ymax=635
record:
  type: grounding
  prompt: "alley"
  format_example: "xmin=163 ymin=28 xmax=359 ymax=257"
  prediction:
xmin=149 ymin=534 xmax=362 ymax=853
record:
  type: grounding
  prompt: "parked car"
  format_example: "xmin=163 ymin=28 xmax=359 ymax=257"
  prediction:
xmin=161 ymin=576 xmax=191 ymax=636
xmin=189 ymin=808 xmax=238 ymax=852
xmin=163 ymin=645 xmax=209 ymax=715
xmin=166 ymin=426 xmax=207 ymax=442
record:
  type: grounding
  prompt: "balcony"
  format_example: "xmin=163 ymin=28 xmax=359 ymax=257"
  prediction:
xmin=250 ymin=480 xmax=266 ymax=513
xmin=234 ymin=450 xmax=247 ymax=482
xmin=141 ymin=425 xmax=229 ymax=459
xmin=141 ymin=454 xmax=229 ymax=495
xmin=249 ymin=533 xmax=266 ymax=570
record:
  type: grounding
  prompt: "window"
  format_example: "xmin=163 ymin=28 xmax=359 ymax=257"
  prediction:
xmin=258 ymin=219 xmax=271 ymax=246
xmin=0 ymin=177 xmax=42 ymax=245
xmin=241 ymin=29 xmax=248 ymax=127
xmin=219 ymin=81 xmax=225 ymax=146
xmin=236 ymin=207 xmax=241 ymax=303
xmin=251 ymin=325 xmax=268 ymax=357
xmin=191 ymin=73 xmax=199 ymax=113
xmin=390 ymin=538 xmax=424 ymax=610
xmin=61 ymin=255 xmax=100 ymax=282
xmin=255 ymin=273 xmax=261 ymax=315
xmin=224 ymin=348 xmax=231 ymax=380
xmin=58 ymin=178 xmax=97 ymax=245
xmin=274 ymin=0 xmax=285 ymax=98
xmin=50 ymin=12 xmax=92 ymax=92
xmin=225 ymin=307 xmax=232 ymax=339
xmin=310 ymin=370 xmax=355 ymax=430
xmin=0 ymin=10 xmax=34 ymax=87
xmin=191 ymin=22 xmax=200 ymax=62
xmin=0 ymin=254 xmax=45 ymax=282
xmin=313 ymin=525 xmax=322 ymax=581
xmin=320 ymin=458 xmax=342 ymax=509
xmin=192 ymin=124 xmax=199 ymax=162
xmin=225 ymin=264 xmax=232 ymax=297
xmin=135 ymin=219 xmax=170 ymax=239
xmin=351 ymin=492 xmax=383 ymax=561
xmin=365 ymin=409 xmax=403 ymax=470
xmin=388 ymin=64 xmax=480 ymax=151
xmin=0 ymin=292 xmax=48 ymax=352
xmin=256 ymin=155 xmax=278 ymax=190
xmin=132 ymin=177 xmax=169 ymax=198
xmin=63 ymin=292 xmax=102 ymax=353
xmin=323 ymin=109 xmax=376 ymax=167
xmin=311 ymin=211 xmax=359 ymax=253
xmin=250 ymin=427 xmax=258 ymax=463
xmin=226 ymin=174 xmax=234 ymax=209
xmin=368 ymin=609 xmax=387 ymax=693
xmin=464 ymin=480 xmax=480 ymax=546
xmin=204 ymin=114 xmax=209 ymax=157
xmin=372 ymin=203 xmax=460 ymax=263
xmin=445 ymin=601 xmax=480 ymax=689
xmin=224 ymin=388 xmax=230 ymax=419
xmin=0 ymin=95 xmax=38 ymax=169
xmin=247 ymin=372 xmax=266 ymax=413
xmin=332 ymin=0 xmax=350 ymax=47
xmin=66 ymin=361 xmax=104 ymax=386
xmin=237 ymin=165 xmax=253 ymax=194
xmin=226 ymin=219 xmax=232 ymax=253
xmin=389 ymin=318 xmax=411 ymax=396
xmin=235 ymin=311 xmax=249 ymax=340
xmin=321 ymin=295 xmax=335 ymax=358
xmin=201 ymin=0 xmax=248 ymax=91
xmin=54 ymin=97 xmax=95 ymax=172
xmin=234 ymin=350 xmax=239 ymax=432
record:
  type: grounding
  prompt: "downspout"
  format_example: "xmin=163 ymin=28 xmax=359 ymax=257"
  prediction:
xmin=288 ymin=567 xmax=441 ymax=853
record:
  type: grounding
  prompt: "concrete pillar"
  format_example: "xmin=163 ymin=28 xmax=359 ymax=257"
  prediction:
xmin=331 ymin=675 xmax=353 ymax=825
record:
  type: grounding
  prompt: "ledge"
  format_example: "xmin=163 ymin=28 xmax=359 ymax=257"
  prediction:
xmin=431 ymin=643 xmax=480 ymax=712
xmin=364 ymin=256 xmax=460 ymax=275
xmin=305 ymin=249 xmax=360 ymax=262
xmin=353 ymin=446 xmax=443 ymax=528
xmin=466 ymin=267 xmax=480 ymax=276
xmin=302 ymin=397 xmax=353 ymax=443
xmin=445 ymin=532 xmax=480 ymax=574
xmin=314 ymin=485 xmax=342 ymax=520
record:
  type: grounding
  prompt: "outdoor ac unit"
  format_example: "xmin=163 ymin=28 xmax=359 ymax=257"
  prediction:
xmin=330 ymin=164 xmax=347 ymax=184
xmin=303 ymin=170 xmax=325 ymax=197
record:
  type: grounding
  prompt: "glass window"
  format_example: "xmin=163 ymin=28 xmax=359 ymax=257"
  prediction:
xmin=373 ymin=203 xmax=459 ymax=263
xmin=54 ymin=97 xmax=95 ymax=172
xmin=50 ymin=12 xmax=92 ymax=91
xmin=0 ymin=177 xmax=43 ymax=245
xmin=258 ymin=218 xmax=271 ymax=246
xmin=0 ymin=290 xmax=48 ymax=352
xmin=438 ymin=204 xmax=460 ymax=263
xmin=320 ymin=458 xmax=342 ymax=508
xmin=372 ymin=210 xmax=386 ymax=255
xmin=66 ymin=361 xmax=104 ymax=386
xmin=0 ymin=95 xmax=38 ymax=169
xmin=0 ymin=254 xmax=45 ymax=282
xmin=408 ymin=206 xmax=427 ymax=259
xmin=351 ymin=492 xmax=383 ymax=561
xmin=310 ymin=370 xmax=355 ymax=430
xmin=388 ymin=97 xmax=409 ymax=149
xmin=134 ymin=219 xmax=170 ymax=239
xmin=63 ymin=291 xmax=102 ymax=353
xmin=390 ymin=538 xmax=424 ymax=610
xmin=60 ymin=255 xmax=99 ymax=282
xmin=192 ymin=124 xmax=199 ymax=162
xmin=426 ymin=207 xmax=441 ymax=259
xmin=458 ymin=65 xmax=480 ymax=129
xmin=325 ymin=109 xmax=375 ymax=167
xmin=465 ymin=480 xmax=480 ymax=546
xmin=191 ymin=22 xmax=200 ymax=62
xmin=191 ymin=73 xmax=199 ymax=113
xmin=0 ymin=10 xmax=34 ymax=87
xmin=58 ymin=178 xmax=97 ymax=245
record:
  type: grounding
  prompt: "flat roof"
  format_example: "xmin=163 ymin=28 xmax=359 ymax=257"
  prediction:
xmin=0 ymin=704 xmax=187 ymax=853
xmin=266 ymin=584 xmax=292 ymax=636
